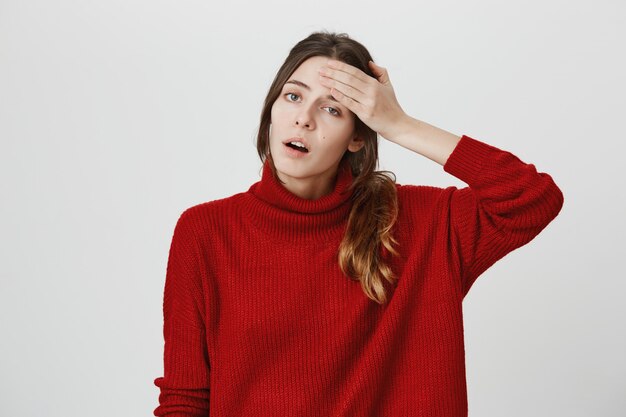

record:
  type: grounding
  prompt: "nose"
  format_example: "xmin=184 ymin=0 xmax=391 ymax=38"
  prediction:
xmin=294 ymin=107 xmax=315 ymax=129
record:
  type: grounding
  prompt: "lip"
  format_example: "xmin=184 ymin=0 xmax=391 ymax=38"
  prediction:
xmin=282 ymin=136 xmax=311 ymax=152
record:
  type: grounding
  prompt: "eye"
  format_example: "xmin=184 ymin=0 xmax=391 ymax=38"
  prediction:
xmin=284 ymin=91 xmax=340 ymax=116
xmin=285 ymin=92 xmax=300 ymax=102
xmin=325 ymin=106 xmax=340 ymax=116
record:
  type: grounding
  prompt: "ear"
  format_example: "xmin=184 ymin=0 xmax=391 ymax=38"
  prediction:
xmin=347 ymin=134 xmax=365 ymax=153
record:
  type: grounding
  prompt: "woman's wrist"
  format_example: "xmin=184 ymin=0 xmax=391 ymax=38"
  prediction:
xmin=382 ymin=115 xmax=462 ymax=166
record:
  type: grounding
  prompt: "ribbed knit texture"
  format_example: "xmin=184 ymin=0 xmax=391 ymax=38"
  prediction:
xmin=153 ymin=135 xmax=564 ymax=417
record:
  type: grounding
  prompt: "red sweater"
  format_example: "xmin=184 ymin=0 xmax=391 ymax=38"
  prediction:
xmin=153 ymin=135 xmax=563 ymax=416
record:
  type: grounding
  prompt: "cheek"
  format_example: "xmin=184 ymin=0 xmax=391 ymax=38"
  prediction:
xmin=271 ymin=100 xmax=290 ymax=120
xmin=325 ymin=120 xmax=355 ymax=142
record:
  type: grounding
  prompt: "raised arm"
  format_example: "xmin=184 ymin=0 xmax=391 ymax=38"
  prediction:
xmin=319 ymin=59 xmax=564 ymax=296
xmin=441 ymin=134 xmax=564 ymax=296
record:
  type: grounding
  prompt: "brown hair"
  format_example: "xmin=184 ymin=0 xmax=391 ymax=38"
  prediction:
xmin=256 ymin=31 xmax=399 ymax=304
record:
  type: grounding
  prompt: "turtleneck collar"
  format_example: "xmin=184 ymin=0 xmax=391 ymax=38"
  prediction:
xmin=241 ymin=159 xmax=355 ymax=243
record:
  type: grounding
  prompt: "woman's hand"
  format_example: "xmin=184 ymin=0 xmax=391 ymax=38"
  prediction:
xmin=319 ymin=58 xmax=461 ymax=165
xmin=318 ymin=59 xmax=408 ymax=142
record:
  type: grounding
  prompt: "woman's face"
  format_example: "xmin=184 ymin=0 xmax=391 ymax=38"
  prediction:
xmin=269 ymin=56 xmax=364 ymax=196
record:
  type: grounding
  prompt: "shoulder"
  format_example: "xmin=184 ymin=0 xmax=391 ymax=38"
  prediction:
xmin=396 ymin=182 xmax=459 ymax=213
xmin=171 ymin=191 xmax=248 ymax=238
xmin=393 ymin=182 xmax=468 ymax=239
xmin=184 ymin=192 xmax=246 ymax=215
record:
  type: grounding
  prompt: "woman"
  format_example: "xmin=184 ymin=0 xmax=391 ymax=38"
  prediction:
xmin=153 ymin=31 xmax=563 ymax=416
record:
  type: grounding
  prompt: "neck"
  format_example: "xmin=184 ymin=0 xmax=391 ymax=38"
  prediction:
xmin=277 ymin=170 xmax=338 ymax=200
xmin=274 ymin=159 xmax=344 ymax=200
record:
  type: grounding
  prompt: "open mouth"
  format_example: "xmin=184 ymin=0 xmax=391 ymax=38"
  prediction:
xmin=285 ymin=141 xmax=309 ymax=153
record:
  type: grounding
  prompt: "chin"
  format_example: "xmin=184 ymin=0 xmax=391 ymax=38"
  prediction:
xmin=273 ymin=159 xmax=307 ymax=178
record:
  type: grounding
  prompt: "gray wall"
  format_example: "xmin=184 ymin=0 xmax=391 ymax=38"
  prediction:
xmin=1 ymin=0 xmax=623 ymax=415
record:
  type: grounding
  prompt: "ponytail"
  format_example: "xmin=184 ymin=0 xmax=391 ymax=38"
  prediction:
xmin=338 ymin=170 xmax=399 ymax=305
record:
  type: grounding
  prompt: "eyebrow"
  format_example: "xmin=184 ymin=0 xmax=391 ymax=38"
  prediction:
xmin=284 ymin=79 xmax=341 ymax=104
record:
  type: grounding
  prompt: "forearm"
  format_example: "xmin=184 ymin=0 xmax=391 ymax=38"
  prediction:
xmin=384 ymin=114 xmax=462 ymax=166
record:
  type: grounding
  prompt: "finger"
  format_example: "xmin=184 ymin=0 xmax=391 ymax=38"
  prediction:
xmin=328 ymin=86 xmax=365 ymax=116
xmin=368 ymin=61 xmax=390 ymax=85
xmin=319 ymin=74 xmax=366 ymax=105
xmin=326 ymin=59 xmax=373 ymax=86
xmin=319 ymin=66 xmax=369 ymax=95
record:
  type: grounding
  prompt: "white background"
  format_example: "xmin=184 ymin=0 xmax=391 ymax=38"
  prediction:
xmin=1 ymin=0 xmax=624 ymax=416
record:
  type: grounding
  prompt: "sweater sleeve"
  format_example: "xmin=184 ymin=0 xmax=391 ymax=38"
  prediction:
xmin=442 ymin=135 xmax=564 ymax=298
xmin=153 ymin=210 xmax=211 ymax=417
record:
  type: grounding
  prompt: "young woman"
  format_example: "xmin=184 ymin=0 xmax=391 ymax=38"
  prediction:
xmin=153 ymin=31 xmax=563 ymax=417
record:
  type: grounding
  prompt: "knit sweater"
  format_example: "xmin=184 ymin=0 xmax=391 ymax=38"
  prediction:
xmin=153 ymin=135 xmax=564 ymax=417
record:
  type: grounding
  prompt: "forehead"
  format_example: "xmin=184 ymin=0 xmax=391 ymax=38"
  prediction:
xmin=291 ymin=56 xmax=329 ymax=75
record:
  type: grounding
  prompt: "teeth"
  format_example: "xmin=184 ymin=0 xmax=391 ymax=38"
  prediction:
xmin=290 ymin=141 xmax=307 ymax=149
